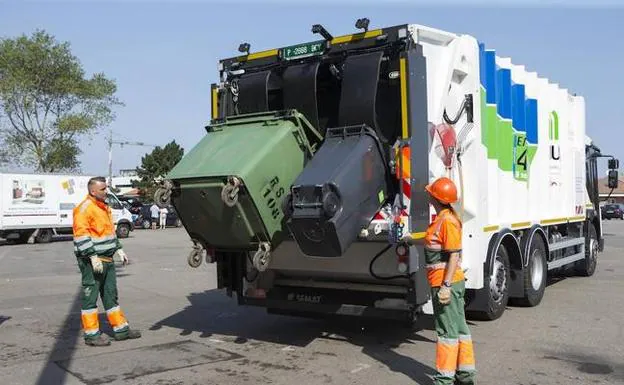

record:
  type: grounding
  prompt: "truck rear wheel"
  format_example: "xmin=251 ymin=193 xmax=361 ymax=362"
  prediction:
xmin=35 ymin=229 xmax=53 ymax=244
xmin=468 ymin=243 xmax=510 ymax=321
xmin=514 ymin=234 xmax=547 ymax=307
xmin=575 ymin=223 xmax=598 ymax=277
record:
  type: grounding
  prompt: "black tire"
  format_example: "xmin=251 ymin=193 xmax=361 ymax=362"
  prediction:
xmin=17 ymin=230 xmax=34 ymax=244
xmin=575 ymin=223 xmax=598 ymax=277
xmin=468 ymin=243 xmax=511 ymax=321
xmin=35 ymin=229 xmax=53 ymax=244
xmin=513 ymin=234 xmax=547 ymax=307
xmin=116 ymin=223 xmax=130 ymax=239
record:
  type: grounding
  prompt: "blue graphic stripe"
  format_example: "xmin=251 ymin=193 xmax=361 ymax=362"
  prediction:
xmin=497 ymin=68 xmax=512 ymax=120
xmin=479 ymin=43 xmax=487 ymax=88
xmin=485 ymin=50 xmax=497 ymax=104
xmin=512 ymin=84 xmax=526 ymax=132
xmin=525 ymin=99 xmax=538 ymax=144
xmin=479 ymin=42 xmax=539 ymax=144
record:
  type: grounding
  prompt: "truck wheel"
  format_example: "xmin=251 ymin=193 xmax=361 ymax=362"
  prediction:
xmin=116 ymin=223 xmax=130 ymax=239
xmin=17 ymin=230 xmax=34 ymax=244
xmin=575 ymin=223 xmax=598 ymax=277
xmin=35 ymin=229 xmax=53 ymax=244
xmin=514 ymin=234 xmax=547 ymax=307
xmin=469 ymin=243 xmax=510 ymax=321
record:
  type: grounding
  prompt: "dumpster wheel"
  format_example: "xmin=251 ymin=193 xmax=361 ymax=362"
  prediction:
xmin=187 ymin=241 xmax=206 ymax=268
xmin=188 ymin=248 xmax=203 ymax=268
xmin=252 ymin=242 xmax=271 ymax=272
xmin=221 ymin=177 xmax=242 ymax=207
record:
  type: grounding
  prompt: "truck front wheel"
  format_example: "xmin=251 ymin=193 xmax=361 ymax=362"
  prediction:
xmin=116 ymin=223 xmax=130 ymax=239
xmin=575 ymin=223 xmax=598 ymax=277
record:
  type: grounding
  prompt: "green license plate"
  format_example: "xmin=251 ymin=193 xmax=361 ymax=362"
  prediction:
xmin=282 ymin=41 xmax=325 ymax=60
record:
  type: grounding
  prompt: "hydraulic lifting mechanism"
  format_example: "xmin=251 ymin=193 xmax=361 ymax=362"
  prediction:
xmin=154 ymin=19 xmax=619 ymax=323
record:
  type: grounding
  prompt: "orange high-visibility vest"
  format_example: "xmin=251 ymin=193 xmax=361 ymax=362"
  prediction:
xmin=424 ymin=208 xmax=465 ymax=287
xmin=73 ymin=195 xmax=122 ymax=259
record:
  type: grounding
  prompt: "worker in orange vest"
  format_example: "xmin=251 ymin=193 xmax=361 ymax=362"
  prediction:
xmin=403 ymin=177 xmax=476 ymax=384
xmin=73 ymin=176 xmax=141 ymax=346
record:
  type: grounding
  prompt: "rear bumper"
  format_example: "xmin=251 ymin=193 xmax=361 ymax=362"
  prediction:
xmin=240 ymin=296 xmax=411 ymax=322
xmin=238 ymin=285 xmax=415 ymax=323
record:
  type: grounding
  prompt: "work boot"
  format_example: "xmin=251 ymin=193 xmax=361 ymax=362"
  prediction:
xmin=85 ymin=334 xmax=111 ymax=347
xmin=114 ymin=329 xmax=142 ymax=341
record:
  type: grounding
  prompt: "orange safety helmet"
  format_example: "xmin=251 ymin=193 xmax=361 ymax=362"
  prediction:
xmin=425 ymin=177 xmax=458 ymax=205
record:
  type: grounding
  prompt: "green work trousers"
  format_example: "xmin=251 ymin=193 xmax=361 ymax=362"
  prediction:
xmin=431 ymin=280 xmax=476 ymax=385
xmin=77 ymin=257 xmax=130 ymax=341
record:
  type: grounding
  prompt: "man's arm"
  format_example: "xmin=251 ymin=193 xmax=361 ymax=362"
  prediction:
xmin=74 ymin=206 xmax=104 ymax=273
xmin=73 ymin=209 xmax=96 ymax=259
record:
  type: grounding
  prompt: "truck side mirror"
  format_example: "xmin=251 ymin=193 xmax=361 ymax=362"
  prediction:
xmin=608 ymin=169 xmax=619 ymax=189
xmin=609 ymin=159 xmax=619 ymax=170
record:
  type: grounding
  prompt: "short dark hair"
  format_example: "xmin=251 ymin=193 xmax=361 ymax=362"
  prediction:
xmin=88 ymin=176 xmax=107 ymax=189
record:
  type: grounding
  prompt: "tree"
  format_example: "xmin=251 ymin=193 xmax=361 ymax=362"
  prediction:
xmin=133 ymin=141 xmax=184 ymax=200
xmin=0 ymin=29 xmax=122 ymax=172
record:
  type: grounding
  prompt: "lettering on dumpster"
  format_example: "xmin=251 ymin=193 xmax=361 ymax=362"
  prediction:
xmin=263 ymin=176 xmax=285 ymax=220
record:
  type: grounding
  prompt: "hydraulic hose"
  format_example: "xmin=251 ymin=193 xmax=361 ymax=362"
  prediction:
xmin=369 ymin=244 xmax=408 ymax=280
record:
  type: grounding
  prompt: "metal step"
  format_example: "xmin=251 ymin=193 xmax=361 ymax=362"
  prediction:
xmin=548 ymin=237 xmax=585 ymax=252
xmin=547 ymin=249 xmax=585 ymax=270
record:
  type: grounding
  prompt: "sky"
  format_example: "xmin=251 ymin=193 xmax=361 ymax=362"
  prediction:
xmin=1 ymin=0 xmax=623 ymax=178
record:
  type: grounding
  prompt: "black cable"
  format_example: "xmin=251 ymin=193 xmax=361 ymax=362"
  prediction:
xmin=369 ymin=243 xmax=408 ymax=280
xmin=443 ymin=97 xmax=468 ymax=125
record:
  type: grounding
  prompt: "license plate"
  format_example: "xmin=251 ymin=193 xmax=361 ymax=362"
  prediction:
xmin=282 ymin=41 xmax=325 ymax=60
xmin=607 ymin=211 xmax=614 ymax=213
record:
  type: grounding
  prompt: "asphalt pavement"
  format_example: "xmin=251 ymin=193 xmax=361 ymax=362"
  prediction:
xmin=0 ymin=221 xmax=623 ymax=385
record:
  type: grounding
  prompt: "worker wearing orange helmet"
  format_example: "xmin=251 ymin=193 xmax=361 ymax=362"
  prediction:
xmin=403 ymin=176 xmax=476 ymax=385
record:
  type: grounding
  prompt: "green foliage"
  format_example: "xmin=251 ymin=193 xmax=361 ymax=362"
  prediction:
xmin=0 ymin=29 xmax=122 ymax=172
xmin=133 ymin=141 xmax=184 ymax=199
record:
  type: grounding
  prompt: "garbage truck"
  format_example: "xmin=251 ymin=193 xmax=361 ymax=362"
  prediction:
xmin=155 ymin=21 xmax=619 ymax=322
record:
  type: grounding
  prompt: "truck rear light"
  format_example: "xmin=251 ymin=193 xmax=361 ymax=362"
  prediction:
xmin=245 ymin=288 xmax=266 ymax=299
xmin=396 ymin=244 xmax=409 ymax=272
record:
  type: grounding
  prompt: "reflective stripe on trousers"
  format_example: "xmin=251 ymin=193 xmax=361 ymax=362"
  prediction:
xmin=432 ymin=280 xmax=476 ymax=385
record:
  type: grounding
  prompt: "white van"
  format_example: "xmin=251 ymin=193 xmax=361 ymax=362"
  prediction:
xmin=0 ymin=173 xmax=134 ymax=244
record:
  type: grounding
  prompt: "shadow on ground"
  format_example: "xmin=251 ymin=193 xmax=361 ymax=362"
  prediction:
xmin=150 ymin=289 xmax=437 ymax=384
xmin=34 ymin=289 xmax=83 ymax=385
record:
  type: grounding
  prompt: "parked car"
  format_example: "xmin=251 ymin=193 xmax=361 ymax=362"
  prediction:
xmin=602 ymin=203 xmax=624 ymax=220
xmin=133 ymin=204 xmax=182 ymax=229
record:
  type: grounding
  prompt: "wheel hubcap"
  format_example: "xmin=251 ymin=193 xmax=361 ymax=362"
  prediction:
xmin=531 ymin=249 xmax=544 ymax=291
xmin=590 ymin=239 xmax=598 ymax=268
xmin=490 ymin=255 xmax=507 ymax=303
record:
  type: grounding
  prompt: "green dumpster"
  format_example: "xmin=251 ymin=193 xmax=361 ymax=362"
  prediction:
xmin=166 ymin=110 xmax=322 ymax=253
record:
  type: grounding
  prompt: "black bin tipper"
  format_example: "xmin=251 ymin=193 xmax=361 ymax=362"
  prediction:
xmin=283 ymin=125 xmax=389 ymax=258
xmin=165 ymin=110 xmax=321 ymax=253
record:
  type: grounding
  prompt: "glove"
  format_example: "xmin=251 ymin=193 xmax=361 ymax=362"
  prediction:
xmin=438 ymin=286 xmax=451 ymax=305
xmin=117 ymin=249 xmax=129 ymax=265
xmin=90 ymin=255 xmax=103 ymax=274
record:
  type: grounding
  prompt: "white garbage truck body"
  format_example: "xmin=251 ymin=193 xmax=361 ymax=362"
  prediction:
xmin=167 ymin=22 xmax=617 ymax=323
